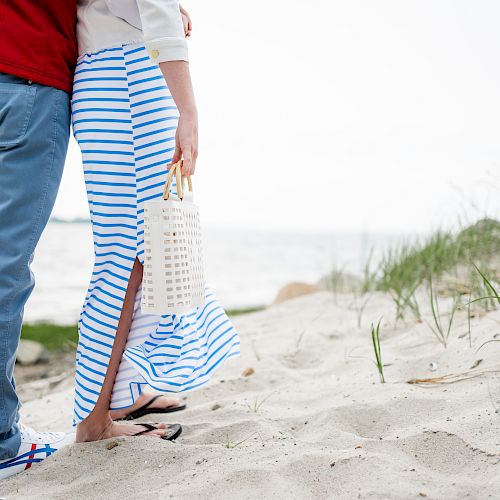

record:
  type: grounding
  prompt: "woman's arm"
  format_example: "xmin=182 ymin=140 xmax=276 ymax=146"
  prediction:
xmin=160 ymin=61 xmax=198 ymax=176
xmin=136 ymin=0 xmax=197 ymax=176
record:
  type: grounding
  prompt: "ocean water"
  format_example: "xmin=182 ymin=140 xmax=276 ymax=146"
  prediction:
xmin=25 ymin=222 xmax=402 ymax=324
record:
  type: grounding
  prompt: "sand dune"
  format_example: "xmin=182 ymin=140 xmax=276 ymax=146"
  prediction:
xmin=3 ymin=292 xmax=500 ymax=499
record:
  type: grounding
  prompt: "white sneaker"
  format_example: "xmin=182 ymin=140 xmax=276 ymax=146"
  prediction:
xmin=0 ymin=424 xmax=71 ymax=480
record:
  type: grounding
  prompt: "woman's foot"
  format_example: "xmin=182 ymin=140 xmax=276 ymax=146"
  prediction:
xmin=76 ymin=413 xmax=169 ymax=442
xmin=109 ymin=392 xmax=184 ymax=420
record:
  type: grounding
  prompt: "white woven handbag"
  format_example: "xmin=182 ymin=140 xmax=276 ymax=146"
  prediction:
xmin=141 ymin=161 xmax=205 ymax=315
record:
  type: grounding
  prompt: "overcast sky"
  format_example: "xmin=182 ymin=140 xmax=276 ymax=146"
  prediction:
xmin=52 ymin=0 xmax=500 ymax=233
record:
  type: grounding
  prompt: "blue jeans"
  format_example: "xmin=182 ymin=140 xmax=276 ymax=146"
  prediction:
xmin=0 ymin=73 xmax=70 ymax=459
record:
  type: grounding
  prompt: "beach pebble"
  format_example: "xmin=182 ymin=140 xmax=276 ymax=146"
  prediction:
xmin=470 ymin=359 xmax=483 ymax=369
xmin=106 ymin=440 xmax=119 ymax=450
xmin=428 ymin=362 xmax=438 ymax=372
xmin=16 ymin=339 xmax=46 ymax=365
xmin=242 ymin=367 xmax=255 ymax=377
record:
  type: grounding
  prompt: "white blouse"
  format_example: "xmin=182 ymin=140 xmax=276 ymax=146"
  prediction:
xmin=77 ymin=0 xmax=188 ymax=63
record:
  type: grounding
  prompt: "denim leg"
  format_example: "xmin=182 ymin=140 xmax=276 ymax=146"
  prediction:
xmin=0 ymin=74 xmax=70 ymax=459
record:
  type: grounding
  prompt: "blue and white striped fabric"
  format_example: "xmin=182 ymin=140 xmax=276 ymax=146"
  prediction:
xmin=71 ymin=44 xmax=240 ymax=424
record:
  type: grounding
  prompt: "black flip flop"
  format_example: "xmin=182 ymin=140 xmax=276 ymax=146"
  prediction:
xmin=132 ymin=422 xmax=182 ymax=441
xmin=123 ymin=395 xmax=187 ymax=421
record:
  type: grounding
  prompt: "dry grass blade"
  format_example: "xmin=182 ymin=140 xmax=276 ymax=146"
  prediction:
xmin=225 ymin=432 xmax=258 ymax=449
xmin=407 ymin=364 xmax=500 ymax=385
xmin=476 ymin=338 xmax=500 ymax=354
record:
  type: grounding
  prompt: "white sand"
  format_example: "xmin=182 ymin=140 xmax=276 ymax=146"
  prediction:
xmin=3 ymin=291 xmax=500 ymax=499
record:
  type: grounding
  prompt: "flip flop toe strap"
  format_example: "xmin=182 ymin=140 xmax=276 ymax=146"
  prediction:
xmin=126 ymin=395 xmax=162 ymax=419
xmin=132 ymin=423 xmax=161 ymax=437
xmin=124 ymin=395 xmax=183 ymax=420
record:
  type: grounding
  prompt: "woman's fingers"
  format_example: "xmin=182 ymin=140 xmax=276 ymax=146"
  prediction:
xmin=171 ymin=139 xmax=196 ymax=177
xmin=181 ymin=145 xmax=197 ymax=176
xmin=172 ymin=111 xmax=198 ymax=177
xmin=171 ymin=142 xmax=182 ymax=166
xmin=182 ymin=15 xmax=190 ymax=36
xmin=179 ymin=5 xmax=192 ymax=37
xmin=182 ymin=150 xmax=193 ymax=177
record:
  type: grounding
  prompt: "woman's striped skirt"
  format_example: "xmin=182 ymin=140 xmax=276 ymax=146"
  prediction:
xmin=71 ymin=44 xmax=240 ymax=424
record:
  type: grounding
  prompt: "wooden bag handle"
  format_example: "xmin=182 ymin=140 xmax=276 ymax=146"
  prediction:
xmin=163 ymin=160 xmax=193 ymax=201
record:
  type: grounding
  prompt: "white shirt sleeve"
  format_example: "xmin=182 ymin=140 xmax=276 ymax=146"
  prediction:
xmin=136 ymin=0 xmax=188 ymax=63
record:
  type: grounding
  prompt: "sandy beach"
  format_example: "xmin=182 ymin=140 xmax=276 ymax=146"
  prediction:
xmin=2 ymin=289 xmax=500 ymax=499
xmin=1 ymin=0 xmax=499 ymax=496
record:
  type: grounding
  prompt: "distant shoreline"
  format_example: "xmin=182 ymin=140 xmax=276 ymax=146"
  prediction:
xmin=48 ymin=218 xmax=421 ymax=240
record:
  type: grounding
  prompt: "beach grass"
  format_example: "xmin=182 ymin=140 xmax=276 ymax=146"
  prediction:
xmin=247 ymin=392 xmax=275 ymax=413
xmin=425 ymin=277 xmax=459 ymax=347
xmin=377 ymin=219 xmax=499 ymax=295
xmin=21 ymin=323 xmax=78 ymax=351
xmin=371 ymin=320 xmax=385 ymax=383
xmin=473 ymin=264 xmax=500 ymax=305
xmin=225 ymin=432 xmax=257 ymax=449
xmin=226 ymin=305 xmax=265 ymax=316
xmin=325 ymin=218 xmax=499 ymax=346
xmin=377 ymin=230 xmax=455 ymax=296
xmin=372 ymin=219 xmax=500 ymax=320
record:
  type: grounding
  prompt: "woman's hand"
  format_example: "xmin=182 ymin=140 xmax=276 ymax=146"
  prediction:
xmin=172 ymin=110 xmax=198 ymax=176
xmin=179 ymin=5 xmax=192 ymax=37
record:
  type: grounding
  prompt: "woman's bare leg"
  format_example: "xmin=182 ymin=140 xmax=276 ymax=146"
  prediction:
xmin=76 ymin=258 xmax=167 ymax=441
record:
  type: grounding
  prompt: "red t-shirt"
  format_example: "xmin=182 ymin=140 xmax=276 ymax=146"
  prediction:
xmin=0 ymin=0 xmax=77 ymax=94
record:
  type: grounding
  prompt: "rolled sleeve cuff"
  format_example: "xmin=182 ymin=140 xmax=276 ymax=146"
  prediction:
xmin=146 ymin=38 xmax=189 ymax=63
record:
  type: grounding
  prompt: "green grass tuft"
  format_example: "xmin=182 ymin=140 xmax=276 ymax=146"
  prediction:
xmin=21 ymin=323 xmax=78 ymax=351
xmin=226 ymin=306 xmax=265 ymax=316
xmin=425 ymin=277 xmax=459 ymax=347
xmin=374 ymin=219 xmax=500 ymax=321
xmin=473 ymin=264 xmax=500 ymax=305
xmin=378 ymin=231 xmax=455 ymax=296
xmin=371 ymin=319 xmax=385 ymax=383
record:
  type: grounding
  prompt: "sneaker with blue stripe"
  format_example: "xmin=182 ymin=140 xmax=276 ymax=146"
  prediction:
xmin=0 ymin=424 xmax=72 ymax=480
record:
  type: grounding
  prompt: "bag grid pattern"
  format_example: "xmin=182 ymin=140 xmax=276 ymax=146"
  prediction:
xmin=142 ymin=193 xmax=205 ymax=315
